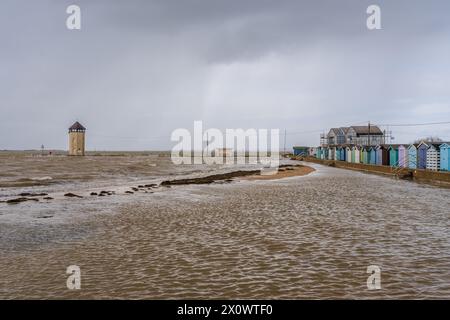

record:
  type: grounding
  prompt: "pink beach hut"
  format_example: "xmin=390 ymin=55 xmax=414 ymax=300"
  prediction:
xmin=398 ymin=145 xmax=408 ymax=167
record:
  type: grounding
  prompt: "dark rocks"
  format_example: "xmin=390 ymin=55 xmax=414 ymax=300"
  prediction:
xmin=6 ymin=198 xmax=28 ymax=204
xmin=6 ymin=197 xmax=39 ymax=204
xmin=19 ymin=192 xmax=48 ymax=197
xmin=64 ymin=193 xmax=83 ymax=198
xmin=160 ymin=170 xmax=261 ymax=186
xmin=125 ymin=191 xmax=134 ymax=194
xmin=43 ymin=197 xmax=53 ymax=200
xmin=90 ymin=192 xmax=98 ymax=196
xmin=144 ymin=184 xmax=157 ymax=188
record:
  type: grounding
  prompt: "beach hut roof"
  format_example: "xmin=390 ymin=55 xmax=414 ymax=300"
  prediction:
xmin=439 ymin=142 xmax=450 ymax=148
xmin=417 ymin=141 xmax=430 ymax=148
xmin=388 ymin=144 xmax=401 ymax=150
xmin=428 ymin=143 xmax=442 ymax=150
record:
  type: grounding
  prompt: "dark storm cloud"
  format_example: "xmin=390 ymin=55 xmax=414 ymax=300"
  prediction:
xmin=1 ymin=0 xmax=450 ymax=150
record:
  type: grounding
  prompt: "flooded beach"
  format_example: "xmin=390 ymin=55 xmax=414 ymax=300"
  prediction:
xmin=0 ymin=152 xmax=449 ymax=299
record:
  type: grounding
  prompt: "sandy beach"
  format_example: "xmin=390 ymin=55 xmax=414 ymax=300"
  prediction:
xmin=1 ymin=153 xmax=450 ymax=299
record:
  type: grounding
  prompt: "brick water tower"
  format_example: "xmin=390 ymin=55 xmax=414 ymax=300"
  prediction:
xmin=68 ymin=121 xmax=86 ymax=156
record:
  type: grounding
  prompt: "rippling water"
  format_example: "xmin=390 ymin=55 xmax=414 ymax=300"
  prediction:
xmin=1 ymin=152 xmax=449 ymax=299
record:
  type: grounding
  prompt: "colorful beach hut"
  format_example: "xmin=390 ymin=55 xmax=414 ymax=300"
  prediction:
xmin=398 ymin=145 xmax=407 ymax=168
xmin=316 ymin=147 xmax=322 ymax=159
xmin=440 ymin=143 xmax=450 ymax=171
xmin=340 ymin=146 xmax=346 ymax=161
xmin=323 ymin=147 xmax=329 ymax=160
xmin=361 ymin=147 xmax=368 ymax=164
xmin=388 ymin=145 xmax=399 ymax=167
xmin=353 ymin=146 xmax=360 ymax=163
xmin=376 ymin=145 xmax=389 ymax=166
xmin=346 ymin=146 xmax=352 ymax=163
xmin=407 ymin=144 xmax=418 ymax=169
xmin=369 ymin=147 xmax=377 ymax=165
xmin=337 ymin=147 xmax=345 ymax=161
xmin=426 ymin=143 xmax=441 ymax=171
xmin=417 ymin=142 xmax=429 ymax=169
xmin=329 ymin=147 xmax=335 ymax=160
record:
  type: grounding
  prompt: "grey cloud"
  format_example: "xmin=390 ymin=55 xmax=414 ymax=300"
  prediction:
xmin=1 ymin=0 xmax=450 ymax=150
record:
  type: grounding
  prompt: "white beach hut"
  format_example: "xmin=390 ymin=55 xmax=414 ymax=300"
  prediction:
xmin=426 ymin=143 xmax=441 ymax=171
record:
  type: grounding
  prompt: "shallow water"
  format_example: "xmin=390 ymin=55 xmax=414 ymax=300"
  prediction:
xmin=0 ymin=153 xmax=449 ymax=299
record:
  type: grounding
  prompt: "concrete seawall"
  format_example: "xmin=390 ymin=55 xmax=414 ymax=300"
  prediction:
xmin=298 ymin=157 xmax=450 ymax=188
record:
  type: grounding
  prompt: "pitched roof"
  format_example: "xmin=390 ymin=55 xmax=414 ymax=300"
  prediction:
xmin=350 ymin=125 xmax=383 ymax=135
xmin=428 ymin=143 xmax=442 ymax=150
xmin=69 ymin=121 xmax=86 ymax=131
xmin=328 ymin=128 xmax=344 ymax=135
xmin=388 ymin=144 xmax=402 ymax=150
xmin=340 ymin=127 xmax=349 ymax=134
xmin=417 ymin=141 xmax=430 ymax=148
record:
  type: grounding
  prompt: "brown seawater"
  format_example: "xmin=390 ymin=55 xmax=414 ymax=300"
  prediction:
xmin=0 ymin=152 xmax=449 ymax=299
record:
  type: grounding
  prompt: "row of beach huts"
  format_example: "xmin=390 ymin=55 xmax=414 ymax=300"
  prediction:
xmin=294 ymin=142 xmax=450 ymax=171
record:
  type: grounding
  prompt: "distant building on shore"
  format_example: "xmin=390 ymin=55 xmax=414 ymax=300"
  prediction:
xmin=215 ymin=148 xmax=233 ymax=157
xmin=322 ymin=125 xmax=385 ymax=147
xmin=68 ymin=121 xmax=86 ymax=156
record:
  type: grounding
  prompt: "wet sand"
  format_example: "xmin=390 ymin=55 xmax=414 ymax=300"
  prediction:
xmin=1 ymin=154 xmax=450 ymax=299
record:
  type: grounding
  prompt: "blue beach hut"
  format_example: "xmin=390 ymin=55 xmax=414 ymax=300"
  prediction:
xmin=407 ymin=144 xmax=418 ymax=169
xmin=417 ymin=142 xmax=429 ymax=169
xmin=369 ymin=147 xmax=377 ymax=165
xmin=439 ymin=143 xmax=450 ymax=171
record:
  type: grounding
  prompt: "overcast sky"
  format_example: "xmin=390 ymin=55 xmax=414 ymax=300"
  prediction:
xmin=1 ymin=0 xmax=450 ymax=150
